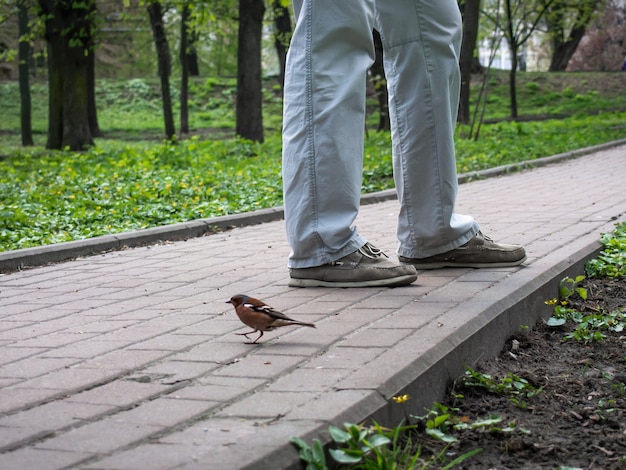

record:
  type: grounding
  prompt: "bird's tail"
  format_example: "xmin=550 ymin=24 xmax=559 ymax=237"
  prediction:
xmin=294 ymin=321 xmax=316 ymax=328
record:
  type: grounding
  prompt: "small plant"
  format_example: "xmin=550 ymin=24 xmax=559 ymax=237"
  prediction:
xmin=546 ymin=224 xmax=626 ymax=342
xmin=291 ymin=436 xmax=327 ymax=470
xmin=558 ymin=275 xmax=588 ymax=301
xmin=556 ymin=308 xmax=625 ymax=343
xmin=546 ymin=275 xmax=625 ymax=343
xmin=291 ymin=421 xmax=424 ymax=470
xmin=415 ymin=402 xmax=460 ymax=443
xmin=585 ymin=222 xmax=626 ymax=278
xmin=461 ymin=368 xmax=542 ymax=408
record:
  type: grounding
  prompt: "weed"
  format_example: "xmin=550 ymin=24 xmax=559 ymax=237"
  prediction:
xmin=291 ymin=419 xmax=482 ymax=470
xmin=585 ymin=222 xmax=626 ymax=278
xmin=546 ymin=268 xmax=626 ymax=343
xmin=461 ymin=368 xmax=543 ymax=408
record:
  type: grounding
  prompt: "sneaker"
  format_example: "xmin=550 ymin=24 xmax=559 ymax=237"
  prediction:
xmin=399 ymin=232 xmax=526 ymax=269
xmin=289 ymin=242 xmax=418 ymax=288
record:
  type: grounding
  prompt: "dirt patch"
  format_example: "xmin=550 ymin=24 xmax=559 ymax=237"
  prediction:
xmin=422 ymin=277 xmax=626 ymax=469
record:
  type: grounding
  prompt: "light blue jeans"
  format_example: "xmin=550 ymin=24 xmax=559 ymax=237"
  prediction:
xmin=282 ymin=0 xmax=479 ymax=268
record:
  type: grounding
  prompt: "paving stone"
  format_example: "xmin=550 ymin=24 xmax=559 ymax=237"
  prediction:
xmin=34 ymin=419 xmax=163 ymax=454
xmin=169 ymin=375 xmax=266 ymax=402
xmin=0 ymin=401 xmax=113 ymax=447
xmin=0 ymin=347 xmax=48 ymax=365
xmin=0 ymin=447 xmax=94 ymax=470
xmin=126 ymin=333 xmax=212 ymax=352
xmin=64 ymin=378 xmax=170 ymax=406
xmin=107 ymin=397 xmax=217 ymax=427
xmin=0 ymin=356 xmax=80 ymax=379
xmin=211 ymin=353 xmax=309 ymax=379
xmin=0 ymin=388 xmax=66 ymax=414
xmin=136 ymin=360 xmax=222 ymax=382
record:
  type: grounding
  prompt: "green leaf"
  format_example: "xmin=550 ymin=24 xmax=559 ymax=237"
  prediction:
xmin=365 ymin=434 xmax=391 ymax=448
xmin=432 ymin=414 xmax=450 ymax=427
xmin=426 ymin=428 xmax=458 ymax=443
xmin=311 ymin=439 xmax=326 ymax=467
xmin=328 ymin=448 xmax=363 ymax=464
xmin=290 ymin=437 xmax=313 ymax=460
xmin=328 ymin=425 xmax=351 ymax=443
xmin=471 ymin=417 xmax=503 ymax=428
xmin=547 ymin=317 xmax=566 ymax=327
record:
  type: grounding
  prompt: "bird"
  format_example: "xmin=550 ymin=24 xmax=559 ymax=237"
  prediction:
xmin=226 ymin=294 xmax=316 ymax=344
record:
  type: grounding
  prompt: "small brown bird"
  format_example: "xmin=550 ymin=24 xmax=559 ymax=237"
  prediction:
xmin=226 ymin=294 xmax=316 ymax=344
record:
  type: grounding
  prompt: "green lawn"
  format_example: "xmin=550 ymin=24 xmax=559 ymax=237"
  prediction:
xmin=1 ymin=71 xmax=625 ymax=252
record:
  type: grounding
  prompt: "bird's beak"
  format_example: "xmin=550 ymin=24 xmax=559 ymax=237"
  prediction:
xmin=225 ymin=300 xmax=232 ymax=304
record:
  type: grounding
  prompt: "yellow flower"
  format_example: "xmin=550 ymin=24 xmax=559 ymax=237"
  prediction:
xmin=392 ymin=394 xmax=410 ymax=404
xmin=545 ymin=298 xmax=558 ymax=305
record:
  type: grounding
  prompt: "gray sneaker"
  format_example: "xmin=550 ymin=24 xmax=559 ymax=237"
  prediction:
xmin=289 ymin=242 xmax=418 ymax=288
xmin=399 ymin=232 xmax=526 ymax=269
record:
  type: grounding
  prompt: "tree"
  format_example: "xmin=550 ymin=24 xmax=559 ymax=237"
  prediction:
xmin=543 ymin=0 xmax=602 ymax=71
xmin=87 ymin=47 xmax=100 ymax=137
xmin=484 ymin=0 xmax=553 ymax=118
xmin=269 ymin=0 xmax=291 ymax=91
xmin=370 ymin=29 xmax=389 ymax=132
xmin=236 ymin=0 xmax=265 ymax=142
xmin=17 ymin=0 xmax=33 ymax=146
xmin=38 ymin=0 xmax=95 ymax=150
xmin=458 ymin=0 xmax=481 ymax=124
xmin=179 ymin=1 xmax=191 ymax=135
xmin=567 ymin=0 xmax=626 ymax=70
xmin=147 ymin=0 xmax=175 ymax=140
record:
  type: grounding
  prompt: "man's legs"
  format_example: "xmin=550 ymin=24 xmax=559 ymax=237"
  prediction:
xmin=375 ymin=0 xmax=525 ymax=267
xmin=282 ymin=0 xmax=525 ymax=283
xmin=374 ymin=0 xmax=478 ymax=258
xmin=282 ymin=0 xmax=374 ymax=269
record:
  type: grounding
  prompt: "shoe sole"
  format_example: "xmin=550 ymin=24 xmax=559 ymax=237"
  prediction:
xmin=288 ymin=273 xmax=418 ymax=288
xmin=402 ymin=255 xmax=527 ymax=270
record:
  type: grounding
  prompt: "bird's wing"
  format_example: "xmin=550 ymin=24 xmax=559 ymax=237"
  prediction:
xmin=244 ymin=302 xmax=295 ymax=321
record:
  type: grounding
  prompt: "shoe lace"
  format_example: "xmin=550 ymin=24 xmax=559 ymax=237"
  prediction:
xmin=477 ymin=231 xmax=492 ymax=242
xmin=358 ymin=242 xmax=388 ymax=259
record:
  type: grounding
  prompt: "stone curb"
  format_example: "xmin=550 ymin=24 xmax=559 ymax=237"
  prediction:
xmin=2 ymin=138 xmax=624 ymax=273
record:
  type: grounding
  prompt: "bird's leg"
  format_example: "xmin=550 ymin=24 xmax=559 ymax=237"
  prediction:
xmin=235 ymin=329 xmax=257 ymax=338
xmin=247 ymin=330 xmax=264 ymax=345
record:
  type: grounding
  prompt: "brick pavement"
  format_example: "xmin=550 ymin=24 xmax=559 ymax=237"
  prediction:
xmin=0 ymin=144 xmax=625 ymax=469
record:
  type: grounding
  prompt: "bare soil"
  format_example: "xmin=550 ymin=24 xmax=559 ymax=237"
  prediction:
xmin=425 ymin=277 xmax=626 ymax=469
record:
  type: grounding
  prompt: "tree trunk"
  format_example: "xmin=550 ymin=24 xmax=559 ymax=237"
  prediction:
xmin=509 ymin=47 xmax=518 ymax=119
xmin=546 ymin=0 xmax=600 ymax=72
xmin=504 ymin=0 xmax=518 ymax=119
xmin=147 ymin=1 xmax=176 ymax=140
xmin=270 ymin=0 xmax=291 ymax=91
xmin=458 ymin=0 xmax=481 ymax=124
xmin=18 ymin=0 xmax=33 ymax=146
xmin=46 ymin=39 xmax=63 ymax=149
xmin=370 ymin=29 xmax=390 ymax=132
xmin=39 ymin=0 xmax=94 ymax=151
xmin=549 ymin=26 xmax=586 ymax=71
xmin=179 ymin=2 xmax=190 ymax=135
xmin=87 ymin=50 xmax=101 ymax=137
xmin=236 ymin=0 xmax=265 ymax=143
xmin=187 ymin=37 xmax=200 ymax=76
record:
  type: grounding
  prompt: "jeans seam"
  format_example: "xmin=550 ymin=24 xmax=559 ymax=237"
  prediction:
xmin=304 ymin=0 xmax=320 ymax=249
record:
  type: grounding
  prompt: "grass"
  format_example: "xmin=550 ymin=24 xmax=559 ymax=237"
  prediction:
xmin=1 ymin=71 xmax=625 ymax=252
